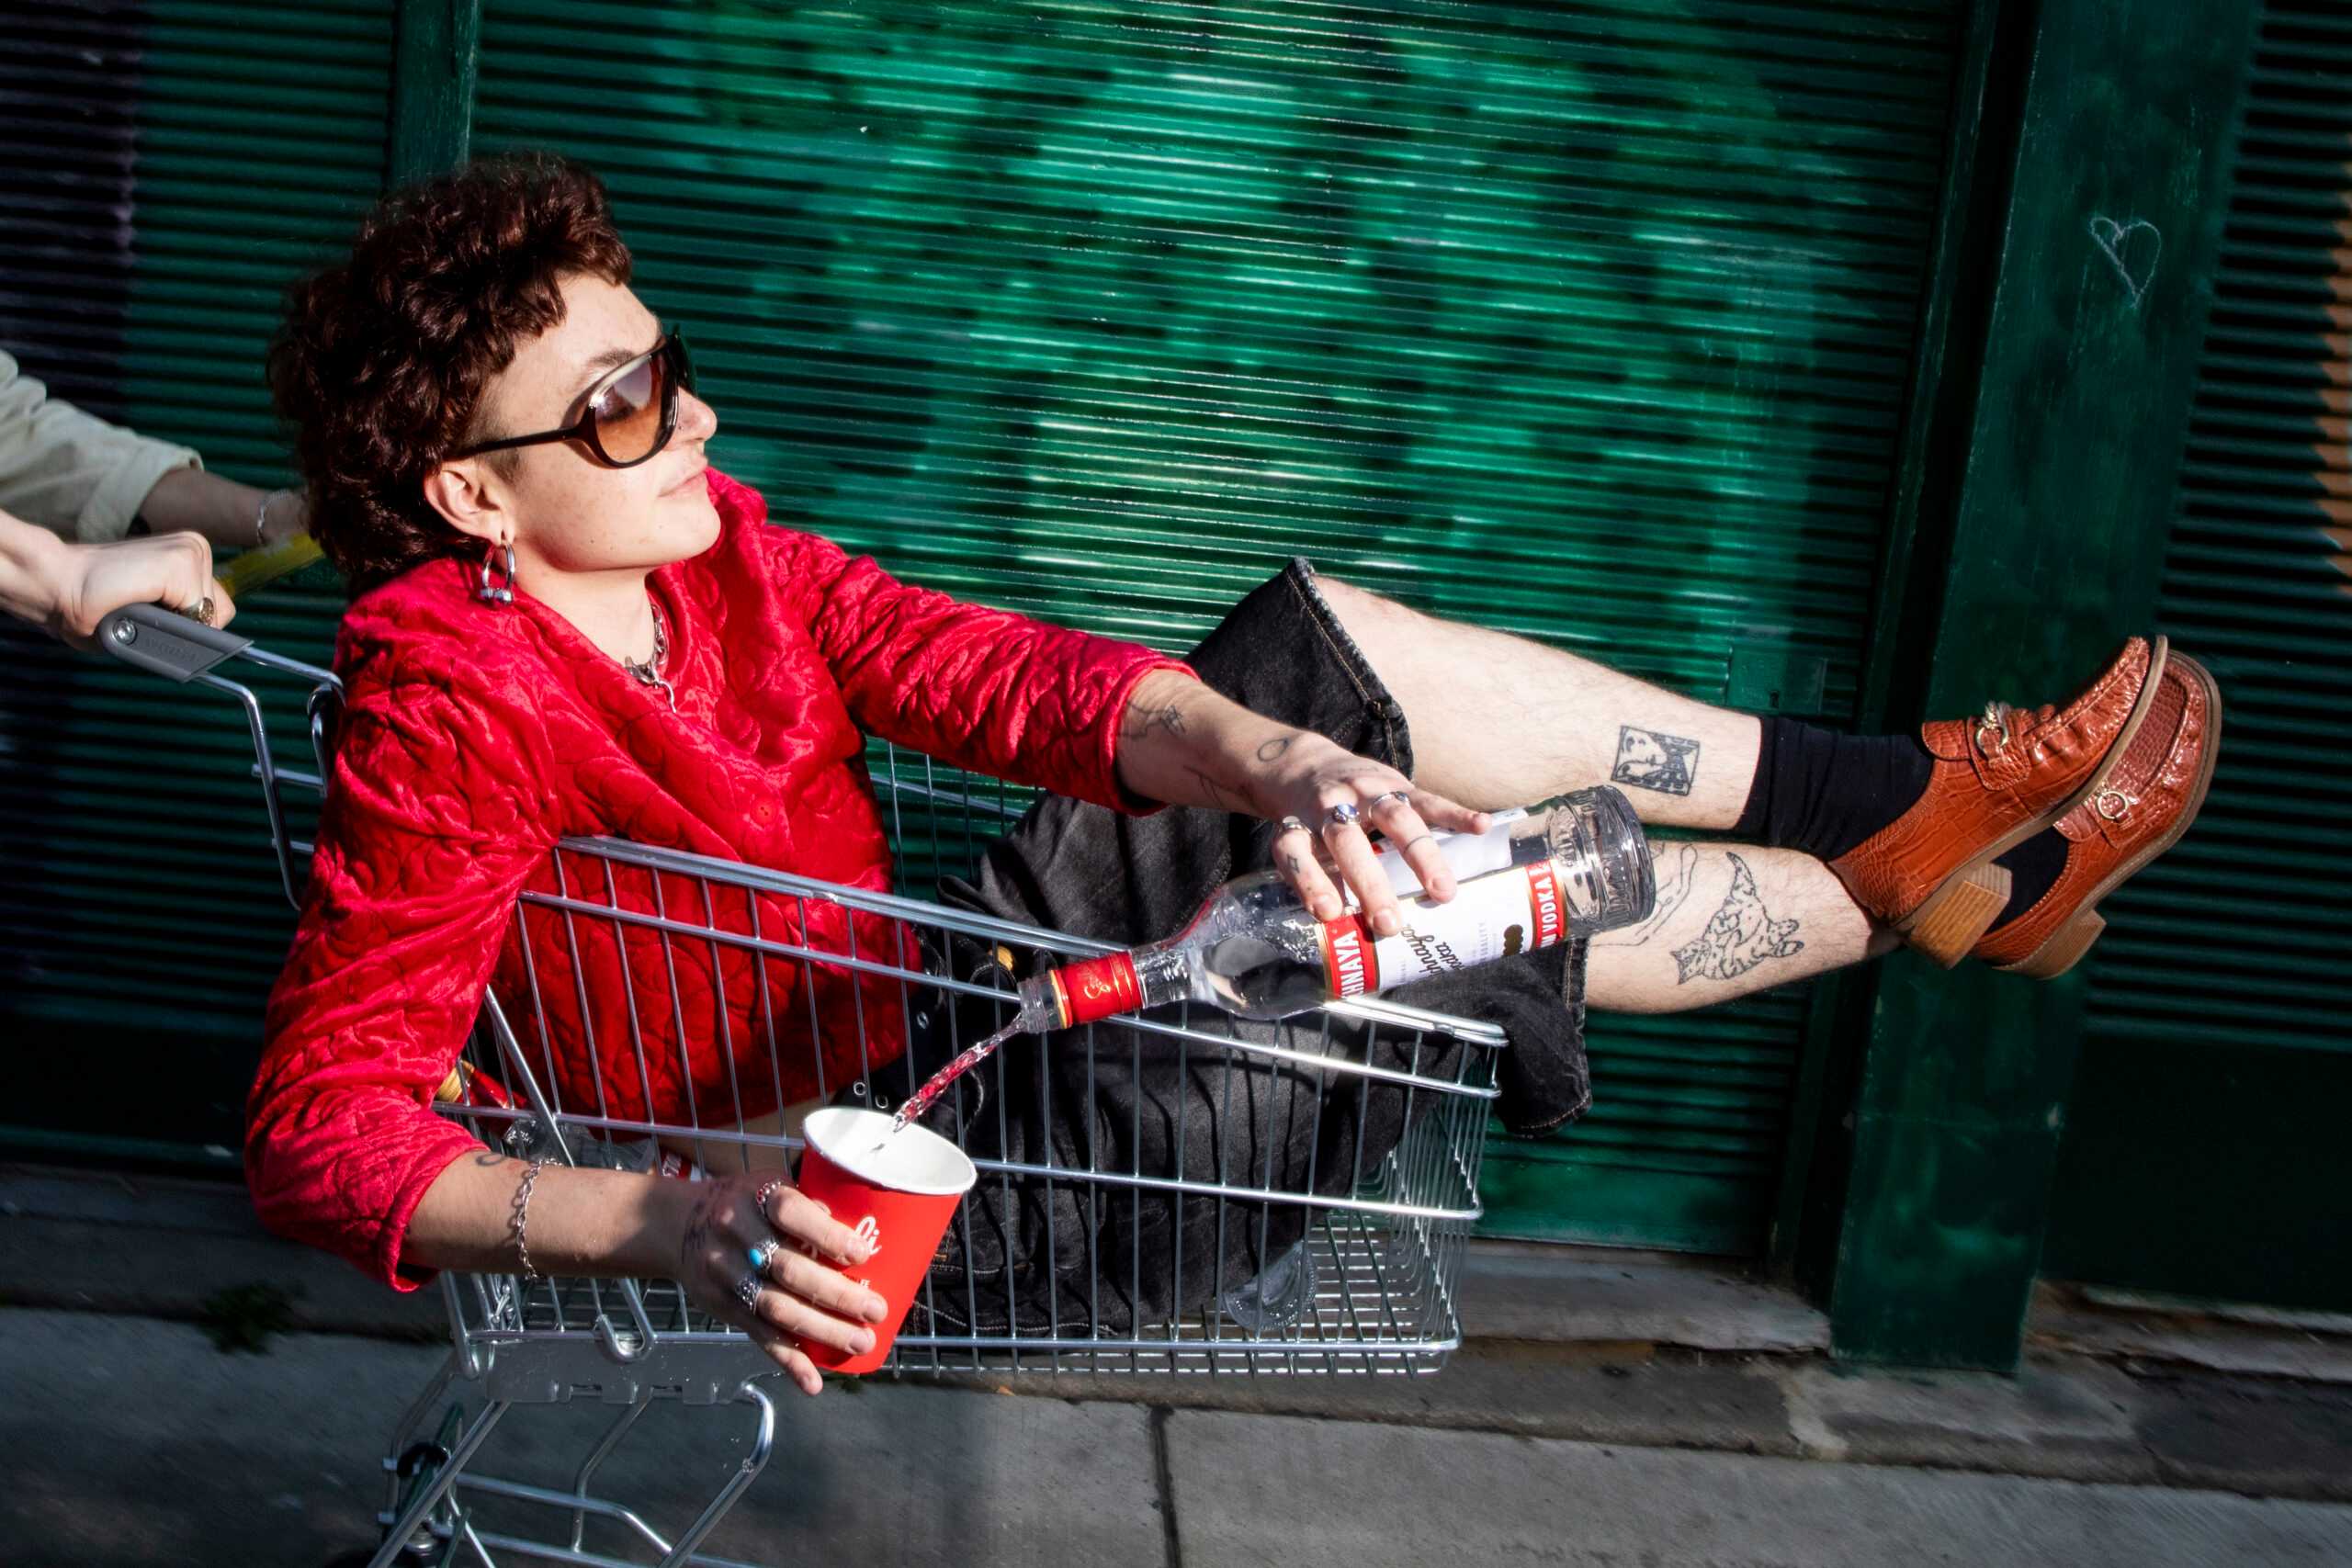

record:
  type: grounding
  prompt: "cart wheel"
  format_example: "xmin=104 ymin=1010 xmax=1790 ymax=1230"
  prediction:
xmin=319 ymin=1537 xmax=443 ymax=1567
xmin=331 ymin=1410 xmax=467 ymax=1568
xmin=320 ymin=1550 xmax=440 ymax=1568
xmin=395 ymin=1440 xmax=451 ymax=1481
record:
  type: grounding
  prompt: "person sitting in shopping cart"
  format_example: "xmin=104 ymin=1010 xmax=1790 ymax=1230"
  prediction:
xmin=0 ymin=346 xmax=308 ymax=646
xmin=245 ymin=154 xmax=2217 ymax=1398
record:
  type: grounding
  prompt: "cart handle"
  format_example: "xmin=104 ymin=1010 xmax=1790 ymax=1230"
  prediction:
xmin=95 ymin=601 xmax=255 ymax=682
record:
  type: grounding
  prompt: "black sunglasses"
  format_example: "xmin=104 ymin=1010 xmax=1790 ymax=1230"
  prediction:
xmin=451 ymin=329 xmax=695 ymax=468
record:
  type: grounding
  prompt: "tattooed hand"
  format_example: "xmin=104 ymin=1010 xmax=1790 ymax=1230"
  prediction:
xmin=1112 ymin=670 xmax=1490 ymax=935
xmin=1249 ymin=729 xmax=1490 ymax=938
xmin=670 ymin=1173 xmax=888 ymax=1396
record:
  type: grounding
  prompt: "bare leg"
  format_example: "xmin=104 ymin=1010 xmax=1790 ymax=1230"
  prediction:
xmin=1585 ymin=842 xmax=1900 ymax=1012
xmin=1310 ymin=577 xmax=1899 ymax=985
xmin=1315 ymin=576 xmax=1762 ymax=830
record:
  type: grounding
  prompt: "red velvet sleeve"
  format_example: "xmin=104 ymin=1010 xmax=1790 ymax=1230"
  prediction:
xmin=756 ymin=526 xmax=1194 ymax=810
xmin=245 ymin=665 xmax=557 ymax=1291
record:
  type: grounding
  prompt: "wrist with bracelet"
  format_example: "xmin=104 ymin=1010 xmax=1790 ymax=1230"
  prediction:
xmin=508 ymin=1159 xmax=547 ymax=1282
xmin=252 ymin=487 xmax=292 ymax=548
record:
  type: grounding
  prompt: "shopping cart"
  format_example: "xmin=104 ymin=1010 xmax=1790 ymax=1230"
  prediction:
xmin=96 ymin=602 xmax=1507 ymax=1568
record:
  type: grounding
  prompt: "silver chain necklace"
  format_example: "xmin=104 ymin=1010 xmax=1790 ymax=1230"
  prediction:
xmin=619 ymin=595 xmax=677 ymax=711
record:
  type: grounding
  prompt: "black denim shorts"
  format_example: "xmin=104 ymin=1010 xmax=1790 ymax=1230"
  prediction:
xmin=955 ymin=558 xmax=1590 ymax=1124
xmin=870 ymin=559 xmax=1592 ymax=1334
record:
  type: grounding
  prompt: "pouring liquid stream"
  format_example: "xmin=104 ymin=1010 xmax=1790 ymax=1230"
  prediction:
xmin=870 ymin=1018 xmax=1026 ymax=1153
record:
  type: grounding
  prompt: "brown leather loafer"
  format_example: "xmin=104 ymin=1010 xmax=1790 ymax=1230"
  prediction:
xmin=1973 ymin=652 xmax=2221 ymax=978
xmin=1827 ymin=636 xmax=2170 ymax=965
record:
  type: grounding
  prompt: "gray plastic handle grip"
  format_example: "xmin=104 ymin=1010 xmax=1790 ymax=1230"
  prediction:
xmin=94 ymin=602 xmax=254 ymax=682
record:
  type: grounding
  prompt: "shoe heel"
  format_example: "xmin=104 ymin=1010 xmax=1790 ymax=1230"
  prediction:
xmin=1900 ymin=862 xmax=2013 ymax=967
xmin=2004 ymin=910 xmax=2106 ymax=980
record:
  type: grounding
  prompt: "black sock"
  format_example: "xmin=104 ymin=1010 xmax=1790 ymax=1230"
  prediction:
xmin=1730 ymin=716 xmax=2071 ymax=927
xmin=1730 ymin=716 xmax=1936 ymax=863
xmin=1988 ymin=829 xmax=2069 ymax=931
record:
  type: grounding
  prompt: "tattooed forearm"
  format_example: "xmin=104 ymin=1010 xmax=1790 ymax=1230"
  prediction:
xmin=1670 ymin=852 xmax=1804 ymax=984
xmin=1595 ymin=841 xmax=1699 ymax=949
xmin=677 ymin=1189 xmax=720 ymax=1284
xmin=1611 ymin=724 xmax=1701 ymax=796
xmin=1255 ymin=733 xmax=1295 ymax=762
xmin=1121 ymin=704 xmax=1188 ymax=742
xmin=1186 ymin=765 xmax=1249 ymax=815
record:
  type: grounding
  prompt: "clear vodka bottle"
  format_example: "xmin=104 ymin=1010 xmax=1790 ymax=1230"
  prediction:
xmin=1017 ymin=785 xmax=1655 ymax=1032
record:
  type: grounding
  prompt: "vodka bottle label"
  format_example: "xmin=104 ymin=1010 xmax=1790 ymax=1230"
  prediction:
xmin=1320 ymin=857 xmax=1569 ymax=996
xmin=1316 ymin=913 xmax=1381 ymax=996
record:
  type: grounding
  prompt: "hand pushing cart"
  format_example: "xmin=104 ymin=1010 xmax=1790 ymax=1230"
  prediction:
xmin=97 ymin=603 xmax=1505 ymax=1568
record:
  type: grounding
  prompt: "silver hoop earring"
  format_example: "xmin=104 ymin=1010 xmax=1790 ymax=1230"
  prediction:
xmin=478 ymin=541 xmax=516 ymax=605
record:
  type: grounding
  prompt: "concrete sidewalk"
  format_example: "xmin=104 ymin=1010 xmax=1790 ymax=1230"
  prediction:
xmin=6 ymin=1164 xmax=2350 ymax=1565
xmin=6 ymin=1310 xmax=2352 ymax=1568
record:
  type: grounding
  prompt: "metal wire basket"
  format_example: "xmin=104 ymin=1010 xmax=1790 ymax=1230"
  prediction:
xmin=97 ymin=602 xmax=1505 ymax=1568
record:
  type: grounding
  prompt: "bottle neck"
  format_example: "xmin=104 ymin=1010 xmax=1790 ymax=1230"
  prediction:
xmin=1025 ymin=950 xmax=1143 ymax=1029
xmin=1025 ymin=938 xmax=1194 ymax=1029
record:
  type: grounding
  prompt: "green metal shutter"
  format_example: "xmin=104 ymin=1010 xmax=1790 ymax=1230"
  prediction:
xmin=0 ymin=2 xmax=386 ymax=1162
xmin=471 ymin=0 xmax=1962 ymax=1253
xmin=2046 ymin=0 xmax=2352 ymax=1310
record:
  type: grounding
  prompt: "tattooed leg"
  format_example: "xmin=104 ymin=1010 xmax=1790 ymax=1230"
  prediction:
xmin=1309 ymin=576 xmax=1764 ymax=829
xmin=1584 ymin=843 xmax=1899 ymax=1013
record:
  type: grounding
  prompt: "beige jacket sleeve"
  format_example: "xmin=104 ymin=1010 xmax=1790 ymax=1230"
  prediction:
xmin=0 ymin=350 xmax=203 ymax=544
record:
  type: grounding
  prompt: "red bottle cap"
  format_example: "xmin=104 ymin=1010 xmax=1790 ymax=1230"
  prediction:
xmin=1048 ymin=952 xmax=1144 ymax=1026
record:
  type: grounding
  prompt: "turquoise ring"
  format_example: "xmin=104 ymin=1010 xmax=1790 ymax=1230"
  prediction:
xmin=748 ymin=1242 xmax=771 ymax=1272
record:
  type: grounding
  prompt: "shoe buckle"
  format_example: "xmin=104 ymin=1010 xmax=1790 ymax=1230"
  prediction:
xmin=1975 ymin=705 xmax=2012 ymax=755
xmin=2093 ymin=787 xmax=2137 ymax=822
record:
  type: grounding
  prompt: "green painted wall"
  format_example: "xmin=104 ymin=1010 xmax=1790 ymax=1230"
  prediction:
xmin=0 ymin=2 xmax=390 ymax=1162
xmin=4 ymin=3 xmax=1973 ymax=1261
xmin=7 ymin=0 xmax=2330 ymax=1366
xmin=467 ymin=0 xmax=1964 ymax=1253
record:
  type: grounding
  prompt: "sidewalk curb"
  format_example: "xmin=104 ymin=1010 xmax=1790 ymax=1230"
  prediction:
xmin=6 ymin=1164 xmax=2346 ymax=1505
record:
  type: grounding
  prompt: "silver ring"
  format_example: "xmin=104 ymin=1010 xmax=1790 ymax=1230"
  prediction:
xmin=1322 ymin=802 xmax=1361 ymax=830
xmin=1374 ymin=790 xmax=1411 ymax=808
xmin=1277 ymin=814 xmax=1310 ymax=836
xmin=734 ymin=1270 xmax=763 ymax=1312
xmin=748 ymin=1242 xmax=772 ymax=1273
xmin=752 ymin=1179 xmax=786 ymax=1218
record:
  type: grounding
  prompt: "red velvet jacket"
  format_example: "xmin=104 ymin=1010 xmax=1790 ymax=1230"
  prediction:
xmin=248 ymin=470 xmax=1187 ymax=1288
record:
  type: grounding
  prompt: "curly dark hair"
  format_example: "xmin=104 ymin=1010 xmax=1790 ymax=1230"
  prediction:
xmin=268 ymin=152 xmax=633 ymax=592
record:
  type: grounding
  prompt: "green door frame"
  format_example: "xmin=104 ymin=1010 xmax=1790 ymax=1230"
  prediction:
xmin=389 ymin=0 xmax=480 ymax=186
xmin=1768 ymin=0 xmax=2012 ymax=1289
xmin=1813 ymin=0 xmax=2261 ymax=1371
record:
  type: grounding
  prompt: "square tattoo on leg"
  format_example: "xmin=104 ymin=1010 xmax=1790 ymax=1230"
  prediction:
xmin=1611 ymin=725 xmax=1700 ymax=795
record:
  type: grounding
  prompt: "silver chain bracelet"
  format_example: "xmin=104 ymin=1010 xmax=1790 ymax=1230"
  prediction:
xmin=508 ymin=1159 xmax=547 ymax=1282
xmin=253 ymin=487 xmax=291 ymax=548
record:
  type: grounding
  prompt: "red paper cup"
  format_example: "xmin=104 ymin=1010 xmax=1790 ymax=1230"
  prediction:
xmin=793 ymin=1106 xmax=977 ymax=1374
